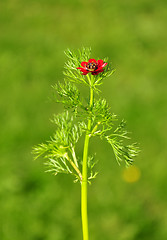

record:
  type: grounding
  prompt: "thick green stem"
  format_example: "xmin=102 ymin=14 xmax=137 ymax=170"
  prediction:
xmin=81 ymin=79 xmax=94 ymax=240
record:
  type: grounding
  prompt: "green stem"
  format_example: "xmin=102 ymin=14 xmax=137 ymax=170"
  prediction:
xmin=81 ymin=77 xmax=94 ymax=240
xmin=71 ymin=146 xmax=79 ymax=168
xmin=65 ymin=153 xmax=82 ymax=181
xmin=90 ymin=121 xmax=101 ymax=137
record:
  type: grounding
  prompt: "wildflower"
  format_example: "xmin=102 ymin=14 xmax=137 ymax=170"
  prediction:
xmin=77 ymin=59 xmax=107 ymax=75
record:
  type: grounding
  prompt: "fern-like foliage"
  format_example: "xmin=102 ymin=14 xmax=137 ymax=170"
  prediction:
xmin=33 ymin=111 xmax=86 ymax=181
xmin=53 ymin=81 xmax=83 ymax=116
xmin=92 ymin=61 xmax=115 ymax=92
xmin=87 ymin=98 xmax=139 ymax=166
xmin=104 ymin=119 xmax=139 ymax=166
xmin=63 ymin=48 xmax=91 ymax=86
xmin=33 ymin=47 xmax=139 ymax=183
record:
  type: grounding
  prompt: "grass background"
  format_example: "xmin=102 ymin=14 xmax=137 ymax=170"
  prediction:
xmin=0 ymin=0 xmax=167 ymax=239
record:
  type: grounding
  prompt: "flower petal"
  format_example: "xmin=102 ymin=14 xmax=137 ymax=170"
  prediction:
xmin=77 ymin=67 xmax=89 ymax=74
xmin=97 ymin=59 xmax=104 ymax=67
xmin=88 ymin=59 xmax=97 ymax=63
xmin=94 ymin=62 xmax=108 ymax=72
xmin=101 ymin=62 xmax=107 ymax=68
xmin=82 ymin=71 xmax=89 ymax=75
xmin=92 ymin=69 xmax=104 ymax=75
xmin=94 ymin=66 xmax=104 ymax=72
xmin=81 ymin=62 xmax=88 ymax=67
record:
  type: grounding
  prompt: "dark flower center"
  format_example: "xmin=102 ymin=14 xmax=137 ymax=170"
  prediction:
xmin=86 ymin=62 xmax=98 ymax=71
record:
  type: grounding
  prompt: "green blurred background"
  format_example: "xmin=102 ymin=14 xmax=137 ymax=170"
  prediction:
xmin=0 ymin=0 xmax=167 ymax=239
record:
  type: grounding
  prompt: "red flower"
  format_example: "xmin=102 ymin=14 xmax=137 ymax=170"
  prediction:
xmin=77 ymin=59 xmax=107 ymax=75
